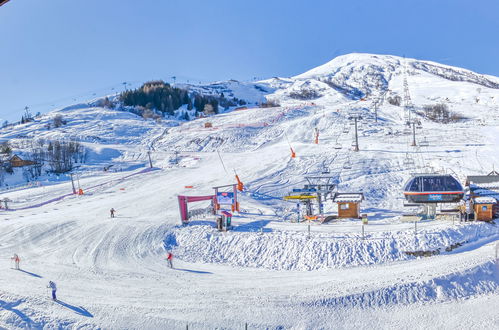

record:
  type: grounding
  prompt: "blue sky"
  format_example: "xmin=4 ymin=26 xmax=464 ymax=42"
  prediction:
xmin=0 ymin=0 xmax=498 ymax=121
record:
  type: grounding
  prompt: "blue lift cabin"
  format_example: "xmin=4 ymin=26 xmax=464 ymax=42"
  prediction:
xmin=403 ymin=174 xmax=464 ymax=204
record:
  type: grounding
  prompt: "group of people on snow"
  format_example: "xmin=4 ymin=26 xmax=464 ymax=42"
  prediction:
xmin=11 ymin=253 xmax=58 ymax=300
xmin=9 ymin=250 xmax=175 ymax=301
xmin=9 ymin=207 xmax=176 ymax=302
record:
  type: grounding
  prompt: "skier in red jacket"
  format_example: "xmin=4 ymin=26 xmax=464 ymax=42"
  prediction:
xmin=11 ymin=254 xmax=20 ymax=270
xmin=166 ymin=252 xmax=173 ymax=268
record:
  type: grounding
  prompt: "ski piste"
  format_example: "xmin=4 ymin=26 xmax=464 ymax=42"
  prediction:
xmin=0 ymin=53 xmax=498 ymax=328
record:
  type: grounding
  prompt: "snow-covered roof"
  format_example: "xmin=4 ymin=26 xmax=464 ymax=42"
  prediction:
xmin=473 ymin=196 xmax=497 ymax=204
xmin=467 ymin=175 xmax=499 ymax=186
xmin=333 ymin=193 xmax=364 ymax=203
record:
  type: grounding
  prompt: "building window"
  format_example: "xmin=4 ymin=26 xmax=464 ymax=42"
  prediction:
xmin=482 ymin=205 xmax=487 ymax=211
xmin=340 ymin=204 xmax=349 ymax=210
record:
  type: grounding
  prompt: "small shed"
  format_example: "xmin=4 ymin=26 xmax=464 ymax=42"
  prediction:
xmin=9 ymin=155 xmax=36 ymax=167
xmin=333 ymin=193 xmax=364 ymax=219
xmin=466 ymin=170 xmax=499 ymax=220
xmin=473 ymin=197 xmax=497 ymax=221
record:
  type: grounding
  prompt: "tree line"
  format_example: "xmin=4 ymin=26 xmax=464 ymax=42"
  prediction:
xmin=120 ymin=81 xmax=219 ymax=117
xmin=0 ymin=139 xmax=87 ymax=185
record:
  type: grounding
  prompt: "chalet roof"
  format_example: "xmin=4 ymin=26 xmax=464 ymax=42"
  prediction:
xmin=466 ymin=173 xmax=499 ymax=186
xmin=473 ymin=196 xmax=497 ymax=204
xmin=333 ymin=193 xmax=364 ymax=203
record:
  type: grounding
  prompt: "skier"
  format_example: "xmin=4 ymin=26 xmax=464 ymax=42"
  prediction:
xmin=110 ymin=208 xmax=116 ymax=218
xmin=465 ymin=199 xmax=472 ymax=222
xmin=11 ymin=254 xmax=20 ymax=270
xmin=47 ymin=281 xmax=57 ymax=300
xmin=166 ymin=252 xmax=173 ymax=268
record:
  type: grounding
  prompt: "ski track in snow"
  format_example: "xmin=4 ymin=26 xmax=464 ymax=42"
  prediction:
xmin=1 ymin=54 xmax=499 ymax=328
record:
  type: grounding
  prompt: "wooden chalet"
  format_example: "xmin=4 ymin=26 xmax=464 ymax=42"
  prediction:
xmin=333 ymin=193 xmax=364 ymax=219
xmin=9 ymin=155 xmax=37 ymax=167
xmin=465 ymin=170 xmax=499 ymax=221
xmin=473 ymin=197 xmax=496 ymax=222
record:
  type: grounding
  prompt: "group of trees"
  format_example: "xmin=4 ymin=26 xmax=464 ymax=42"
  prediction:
xmin=289 ymin=88 xmax=321 ymax=100
xmin=387 ymin=95 xmax=402 ymax=106
xmin=420 ymin=103 xmax=464 ymax=123
xmin=120 ymin=80 xmax=222 ymax=118
xmin=0 ymin=139 xmax=87 ymax=185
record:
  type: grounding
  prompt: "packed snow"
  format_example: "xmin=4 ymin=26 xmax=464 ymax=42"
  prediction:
xmin=1 ymin=53 xmax=499 ymax=329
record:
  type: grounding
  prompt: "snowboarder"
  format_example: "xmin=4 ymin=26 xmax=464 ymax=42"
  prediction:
xmin=166 ymin=252 xmax=173 ymax=268
xmin=11 ymin=254 xmax=20 ymax=270
xmin=110 ymin=208 xmax=116 ymax=218
xmin=47 ymin=281 xmax=57 ymax=300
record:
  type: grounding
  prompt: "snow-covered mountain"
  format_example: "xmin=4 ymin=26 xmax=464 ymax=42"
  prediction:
xmin=1 ymin=53 xmax=498 ymax=329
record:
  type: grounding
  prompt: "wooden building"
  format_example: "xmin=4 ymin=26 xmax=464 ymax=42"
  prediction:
xmin=473 ymin=197 xmax=496 ymax=221
xmin=333 ymin=193 xmax=364 ymax=219
xmin=465 ymin=170 xmax=499 ymax=221
xmin=9 ymin=155 xmax=37 ymax=167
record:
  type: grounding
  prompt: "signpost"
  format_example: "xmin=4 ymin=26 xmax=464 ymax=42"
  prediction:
xmin=216 ymin=192 xmax=234 ymax=205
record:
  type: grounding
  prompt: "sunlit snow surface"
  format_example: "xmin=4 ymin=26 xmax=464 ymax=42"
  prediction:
xmin=1 ymin=54 xmax=498 ymax=329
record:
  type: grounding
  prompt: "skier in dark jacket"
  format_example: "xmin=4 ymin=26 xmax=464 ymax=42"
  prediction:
xmin=47 ymin=281 xmax=57 ymax=300
xmin=110 ymin=208 xmax=116 ymax=218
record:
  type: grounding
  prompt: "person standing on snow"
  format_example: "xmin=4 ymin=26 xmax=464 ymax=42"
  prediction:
xmin=110 ymin=208 xmax=116 ymax=218
xmin=167 ymin=252 xmax=174 ymax=268
xmin=11 ymin=254 xmax=20 ymax=270
xmin=47 ymin=281 xmax=57 ymax=300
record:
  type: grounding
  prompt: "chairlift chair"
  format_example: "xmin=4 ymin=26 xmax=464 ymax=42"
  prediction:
xmin=334 ymin=143 xmax=342 ymax=149
xmin=343 ymin=159 xmax=352 ymax=169
xmin=419 ymin=137 xmax=429 ymax=147
xmin=403 ymin=154 xmax=415 ymax=166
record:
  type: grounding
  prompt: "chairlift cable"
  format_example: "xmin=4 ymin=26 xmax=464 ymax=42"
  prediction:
xmin=217 ymin=149 xmax=228 ymax=174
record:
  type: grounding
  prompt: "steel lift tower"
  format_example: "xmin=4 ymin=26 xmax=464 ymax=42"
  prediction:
xmin=403 ymin=57 xmax=414 ymax=125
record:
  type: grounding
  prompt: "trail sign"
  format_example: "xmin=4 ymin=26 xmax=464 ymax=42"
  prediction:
xmin=217 ymin=192 xmax=234 ymax=205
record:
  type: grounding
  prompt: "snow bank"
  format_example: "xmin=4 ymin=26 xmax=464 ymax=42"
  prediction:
xmin=307 ymin=261 xmax=499 ymax=308
xmin=165 ymin=222 xmax=499 ymax=270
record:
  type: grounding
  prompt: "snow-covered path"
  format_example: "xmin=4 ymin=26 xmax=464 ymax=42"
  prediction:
xmin=1 ymin=53 xmax=499 ymax=328
xmin=0 ymin=165 xmax=498 ymax=329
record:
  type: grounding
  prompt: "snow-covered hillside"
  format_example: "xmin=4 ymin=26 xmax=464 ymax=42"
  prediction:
xmin=0 ymin=53 xmax=498 ymax=329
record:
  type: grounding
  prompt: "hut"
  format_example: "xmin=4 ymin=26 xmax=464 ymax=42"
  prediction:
xmin=465 ymin=170 xmax=499 ymax=220
xmin=333 ymin=193 xmax=364 ymax=219
xmin=9 ymin=155 xmax=37 ymax=167
xmin=473 ymin=197 xmax=496 ymax=221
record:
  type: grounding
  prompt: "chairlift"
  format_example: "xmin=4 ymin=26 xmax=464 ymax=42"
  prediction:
xmin=343 ymin=159 xmax=352 ymax=169
xmin=403 ymin=127 xmax=411 ymax=134
xmin=334 ymin=143 xmax=342 ymax=149
xmin=403 ymin=154 xmax=415 ymax=166
xmin=351 ymin=141 xmax=357 ymax=147
xmin=419 ymin=137 xmax=429 ymax=147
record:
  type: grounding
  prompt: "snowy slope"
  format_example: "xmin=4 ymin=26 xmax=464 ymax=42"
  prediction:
xmin=0 ymin=53 xmax=499 ymax=329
